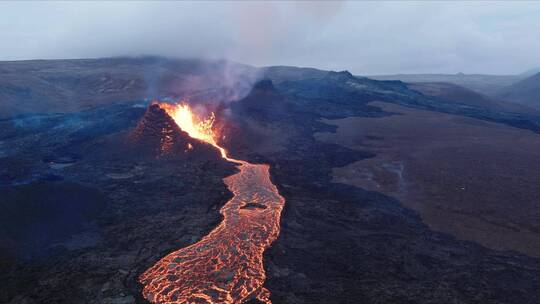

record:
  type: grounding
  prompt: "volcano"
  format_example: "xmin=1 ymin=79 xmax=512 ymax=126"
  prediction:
xmin=129 ymin=103 xmax=220 ymax=159
xmin=4 ymin=58 xmax=540 ymax=304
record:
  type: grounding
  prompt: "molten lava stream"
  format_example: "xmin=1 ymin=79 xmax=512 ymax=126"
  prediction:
xmin=139 ymin=102 xmax=285 ymax=304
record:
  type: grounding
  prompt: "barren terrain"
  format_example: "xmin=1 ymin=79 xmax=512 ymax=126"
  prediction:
xmin=316 ymin=101 xmax=540 ymax=256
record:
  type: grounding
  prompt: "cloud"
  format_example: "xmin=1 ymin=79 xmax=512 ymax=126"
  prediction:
xmin=0 ymin=1 xmax=539 ymax=74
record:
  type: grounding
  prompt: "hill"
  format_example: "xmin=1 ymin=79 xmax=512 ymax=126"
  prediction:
xmin=370 ymin=73 xmax=520 ymax=96
xmin=520 ymin=67 xmax=540 ymax=78
xmin=409 ymin=82 xmax=537 ymax=114
xmin=262 ymin=65 xmax=328 ymax=83
xmin=0 ymin=59 xmax=336 ymax=119
xmin=497 ymin=72 xmax=540 ymax=109
xmin=0 ymin=57 xmax=260 ymax=118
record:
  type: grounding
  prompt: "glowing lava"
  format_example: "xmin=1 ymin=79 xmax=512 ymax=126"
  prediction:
xmin=159 ymin=103 xmax=239 ymax=163
xmin=139 ymin=102 xmax=285 ymax=304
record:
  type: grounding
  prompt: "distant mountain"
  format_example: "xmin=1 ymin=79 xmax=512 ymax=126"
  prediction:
xmin=370 ymin=73 xmax=520 ymax=97
xmin=409 ymin=82 xmax=537 ymax=114
xmin=0 ymin=58 xmax=335 ymax=119
xmin=520 ymin=67 xmax=540 ymax=78
xmin=2 ymin=57 xmax=540 ymax=122
xmin=262 ymin=65 xmax=328 ymax=83
xmin=497 ymin=72 xmax=540 ymax=109
xmin=0 ymin=57 xmax=259 ymax=118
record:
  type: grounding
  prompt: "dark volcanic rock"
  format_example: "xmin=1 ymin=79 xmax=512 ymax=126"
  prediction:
xmin=325 ymin=70 xmax=355 ymax=81
xmin=221 ymin=76 xmax=540 ymax=304
xmin=251 ymin=79 xmax=275 ymax=91
xmin=130 ymin=104 xmax=186 ymax=146
xmin=0 ymin=181 xmax=107 ymax=260
xmin=0 ymin=102 xmax=236 ymax=303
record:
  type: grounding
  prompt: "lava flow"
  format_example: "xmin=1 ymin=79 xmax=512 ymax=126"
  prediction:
xmin=139 ymin=102 xmax=285 ymax=304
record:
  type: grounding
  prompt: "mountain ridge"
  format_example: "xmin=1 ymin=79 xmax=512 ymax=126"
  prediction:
xmin=496 ymin=72 xmax=540 ymax=109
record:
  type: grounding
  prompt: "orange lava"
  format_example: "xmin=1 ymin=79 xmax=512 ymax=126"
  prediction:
xmin=139 ymin=102 xmax=285 ymax=303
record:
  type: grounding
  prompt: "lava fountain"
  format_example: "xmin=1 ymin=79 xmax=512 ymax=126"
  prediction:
xmin=139 ymin=102 xmax=285 ymax=304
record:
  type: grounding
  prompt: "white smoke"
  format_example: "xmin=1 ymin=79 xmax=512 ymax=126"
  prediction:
xmin=161 ymin=59 xmax=263 ymax=106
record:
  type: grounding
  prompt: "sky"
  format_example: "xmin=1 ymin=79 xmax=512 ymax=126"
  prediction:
xmin=1 ymin=1 xmax=539 ymax=75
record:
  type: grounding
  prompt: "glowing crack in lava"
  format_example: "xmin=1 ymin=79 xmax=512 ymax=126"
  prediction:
xmin=139 ymin=102 xmax=285 ymax=303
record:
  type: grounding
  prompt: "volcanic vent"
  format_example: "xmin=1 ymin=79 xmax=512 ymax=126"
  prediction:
xmin=129 ymin=103 xmax=219 ymax=159
xmin=138 ymin=102 xmax=285 ymax=304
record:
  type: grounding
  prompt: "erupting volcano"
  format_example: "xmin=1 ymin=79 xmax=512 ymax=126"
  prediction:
xmin=139 ymin=102 xmax=285 ymax=303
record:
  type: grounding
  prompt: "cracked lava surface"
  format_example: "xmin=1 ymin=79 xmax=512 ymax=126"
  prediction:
xmin=139 ymin=103 xmax=286 ymax=303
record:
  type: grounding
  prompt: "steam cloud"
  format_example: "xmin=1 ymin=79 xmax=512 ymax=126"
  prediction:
xmin=1 ymin=1 xmax=540 ymax=74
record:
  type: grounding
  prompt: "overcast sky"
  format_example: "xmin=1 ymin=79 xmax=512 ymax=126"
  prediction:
xmin=1 ymin=1 xmax=539 ymax=75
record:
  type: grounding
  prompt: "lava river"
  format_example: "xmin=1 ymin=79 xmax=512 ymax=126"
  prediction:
xmin=139 ymin=103 xmax=285 ymax=304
